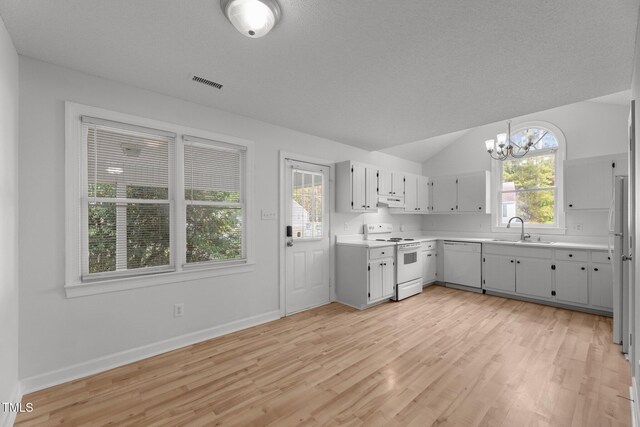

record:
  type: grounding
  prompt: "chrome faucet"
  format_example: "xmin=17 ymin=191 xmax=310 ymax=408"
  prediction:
xmin=507 ymin=216 xmax=530 ymax=241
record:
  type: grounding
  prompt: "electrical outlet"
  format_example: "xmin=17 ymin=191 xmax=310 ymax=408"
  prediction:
xmin=400 ymin=224 xmax=405 ymax=232
xmin=174 ymin=303 xmax=184 ymax=318
xmin=261 ymin=209 xmax=277 ymax=220
xmin=573 ymin=223 xmax=583 ymax=232
xmin=344 ymin=223 xmax=349 ymax=231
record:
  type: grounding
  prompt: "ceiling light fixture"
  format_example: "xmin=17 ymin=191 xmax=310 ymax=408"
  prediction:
xmin=220 ymin=0 xmax=281 ymax=38
xmin=484 ymin=120 xmax=548 ymax=161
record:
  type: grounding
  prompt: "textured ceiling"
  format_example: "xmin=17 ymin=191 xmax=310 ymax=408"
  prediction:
xmin=0 ymin=0 xmax=638 ymax=150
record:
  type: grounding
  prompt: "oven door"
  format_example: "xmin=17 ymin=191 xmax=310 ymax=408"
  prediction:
xmin=397 ymin=247 xmax=422 ymax=284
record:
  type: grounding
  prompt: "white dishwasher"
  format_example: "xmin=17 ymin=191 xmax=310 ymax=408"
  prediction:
xmin=443 ymin=241 xmax=482 ymax=289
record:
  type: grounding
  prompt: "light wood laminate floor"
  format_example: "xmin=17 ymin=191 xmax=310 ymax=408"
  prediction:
xmin=17 ymin=286 xmax=631 ymax=426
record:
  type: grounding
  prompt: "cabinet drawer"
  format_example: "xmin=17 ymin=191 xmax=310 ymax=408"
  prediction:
xmin=421 ymin=241 xmax=436 ymax=250
xmin=555 ymin=249 xmax=588 ymax=262
xmin=483 ymin=243 xmax=552 ymax=259
xmin=591 ymin=251 xmax=611 ymax=264
xmin=369 ymin=246 xmax=394 ymax=260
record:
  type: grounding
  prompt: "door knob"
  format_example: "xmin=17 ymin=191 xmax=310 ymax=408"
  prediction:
xmin=287 ymin=240 xmax=294 ymax=247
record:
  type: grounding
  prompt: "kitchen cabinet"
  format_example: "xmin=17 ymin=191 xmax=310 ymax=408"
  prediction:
xmin=515 ymin=258 xmax=553 ymax=299
xmin=482 ymin=254 xmax=515 ymax=293
xmin=555 ymin=261 xmax=588 ymax=305
xmin=404 ymin=174 xmax=430 ymax=213
xmin=565 ymin=154 xmax=627 ymax=211
xmin=431 ymin=171 xmax=490 ymax=214
xmin=422 ymin=248 xmax=437 ymax=284
xmin=336 ymin=244 xmax=395 ymax=309
xmin=378 ymin=169 xmax=404 ymax=197
xmin=457 ymin=172 xmax=491 ymax=213
xmin=590 ymin=261 xmax=613 ymax=310
xmin=336 ymin=161 xmax=377 ymax=213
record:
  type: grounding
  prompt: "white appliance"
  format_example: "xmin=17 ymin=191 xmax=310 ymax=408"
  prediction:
xmin=394 ymin=242 xmax=423 ymax=300
xmin=610 ymin=175 xmax=630 ymax=351
xmin=364 ymin=223 xmax=423 ymax=301
xmin=443 ymin=241 xmax=482 ymax=289
xmin=377 ymin=196 xmax=404 ymax=208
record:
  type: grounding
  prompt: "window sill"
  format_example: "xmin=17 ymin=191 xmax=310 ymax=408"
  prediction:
xmin=65 ymin=262 xmax=255 ymax=298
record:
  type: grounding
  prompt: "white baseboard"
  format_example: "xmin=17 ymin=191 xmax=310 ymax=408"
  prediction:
xmin=0 ymin=382 xmax=22 ymax=427
xmin=20 ymin=310 xmax=281 ymax=395
xmin=632 ymin=378 xmax=639 ymax=427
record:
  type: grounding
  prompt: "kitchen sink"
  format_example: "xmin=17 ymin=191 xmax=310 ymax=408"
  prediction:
xmin=488 ymin=239 xmax=555 ymax=245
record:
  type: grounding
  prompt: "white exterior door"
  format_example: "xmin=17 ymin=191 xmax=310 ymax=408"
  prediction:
xmin=285 ymin=160 xmax=330 ymax=315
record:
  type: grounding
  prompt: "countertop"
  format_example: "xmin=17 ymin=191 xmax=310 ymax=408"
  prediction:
xmin=336 ymin=235 xmax=608 ymax=251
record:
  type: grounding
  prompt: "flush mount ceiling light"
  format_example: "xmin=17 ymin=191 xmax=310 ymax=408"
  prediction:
xmin=220 ymin=0 xmax=281 ymax=38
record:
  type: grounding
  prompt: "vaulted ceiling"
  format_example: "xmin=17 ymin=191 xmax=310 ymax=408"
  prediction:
xmin=0 ymin=0 xmax=637 ymax=151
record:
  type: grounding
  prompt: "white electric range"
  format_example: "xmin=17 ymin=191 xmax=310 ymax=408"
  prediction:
xmin=364 ymin=223 xmax=423 ymax=300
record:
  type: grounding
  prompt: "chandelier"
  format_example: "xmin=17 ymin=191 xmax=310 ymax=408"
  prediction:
xmin=485 ymin=120 xmax=548 ymax=161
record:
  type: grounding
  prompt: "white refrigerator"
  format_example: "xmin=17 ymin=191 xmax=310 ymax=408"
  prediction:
xmin=611 ymin=175 xmax=630 ymax=352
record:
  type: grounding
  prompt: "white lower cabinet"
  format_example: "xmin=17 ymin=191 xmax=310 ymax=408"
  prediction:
xmin=554 ymin=261 xmax=588 ymax=305
xmin=482 ymin=254 xmax=515 ymax=293
xmin=515 ymin=258 xmax=553 ymax=299
xmin=337 ymin=244 xmax=395 ymax=309
xmin=369 ymin=258 xmax=394 ymax=302
xmin=590 ymin=262 xmax=613 ymax=310
xmin=422 ymin=249 xmax=437 ymax=284
xmin=482 ymin=244 xmax=613 ymax=314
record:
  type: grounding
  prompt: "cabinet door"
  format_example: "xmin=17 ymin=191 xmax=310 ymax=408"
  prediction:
xmin=515 ymin=258 xmax=553 ymax=299
xmin=483 ymin=255 xmax=515 ymax=292
xmin=431 ymin=176 xmax=457 ymax=212
xmin=392 ymin=172 xmax=405 ymax=197
xmin=365 ymin=167 xmax=377 ymax=211
xmin=368 ymin=261 xmax=384 ymax=301
xmin=352 ymin=165 xmax=367 ymax=211
xmin=555 ymin=261 xmax=588 ymax=305
xmin=458 ymin=173 xmax=488 ymax=213
xmin=590 ymin=263 xmax=613 ymax=310
xmin=382 ymin=258 xmax=395 ymax=297
xmin=416 ymin=175 xmax=430 ymax=213
xmin=377 ymin=169 xmax=393 ymax=196
xmin=404 ymin=175 xmax=417 ymax=212
xmin=423 ymin=250 xmax=437 ymax=284
xmin=565 ymin=158 xmax=612 ymax=210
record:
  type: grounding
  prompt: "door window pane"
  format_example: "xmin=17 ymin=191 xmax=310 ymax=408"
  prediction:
xmin=292 ymin=170 xmax=324 ymax=239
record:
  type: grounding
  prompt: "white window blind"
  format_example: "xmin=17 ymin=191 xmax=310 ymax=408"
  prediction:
xmin=183 ymin=135 xmax=246 ymax=264
xmin=82 ymin=116 xmax=176 ymax=279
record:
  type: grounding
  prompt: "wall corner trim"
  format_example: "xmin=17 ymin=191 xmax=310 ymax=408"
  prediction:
xmin=20 ymin=310 xmax=281 ymax=395
xmin=631 ymin=377 xmax=639 ymax=427
xmin=0 ymin=382 xmax=22 ymax=427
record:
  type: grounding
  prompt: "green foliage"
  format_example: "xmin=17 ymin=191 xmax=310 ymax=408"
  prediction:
xmin=186 ymin=206 xmax=242 ymax=263
xmin=88 ymin=203 xmax=117 ymax=273
xmin=502 ymin=155 xmax=555 ymax=224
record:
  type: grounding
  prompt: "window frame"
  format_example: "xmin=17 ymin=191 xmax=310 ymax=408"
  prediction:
xmin=490 ymin=120 xmax=566 ymax=235
xmin=65 ymin=102 xmax=255 ymax=298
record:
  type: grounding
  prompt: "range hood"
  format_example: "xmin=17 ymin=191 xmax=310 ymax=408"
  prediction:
xmin=377 ymin=196 xmax=404 ymax=208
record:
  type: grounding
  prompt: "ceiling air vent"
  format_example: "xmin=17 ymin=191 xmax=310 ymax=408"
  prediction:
xmin=192 ymin=75 xmax=223 ymax=90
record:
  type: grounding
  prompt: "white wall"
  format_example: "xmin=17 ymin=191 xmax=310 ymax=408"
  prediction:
xmin=17 ymin=56 xmax=422 ymax=382
xmin=0 ymin=13 xmax=20 ymax=424
xmin=421 ymin=100 xmax=629 ymax=239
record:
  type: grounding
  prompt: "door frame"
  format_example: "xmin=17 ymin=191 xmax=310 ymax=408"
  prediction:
xmin=279 ymin=151 xmax=335 ymax=317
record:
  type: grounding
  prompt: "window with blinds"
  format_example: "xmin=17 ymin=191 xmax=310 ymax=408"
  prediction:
xmin=183 ymin=136 xmax=246 ymax=264
xmin=82 ymin=116 xmax=175 ymax=279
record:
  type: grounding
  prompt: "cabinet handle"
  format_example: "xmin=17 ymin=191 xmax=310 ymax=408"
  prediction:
xmin=478 ymin=207 xmax=482 ymax=210
xmin=510 ymin=260 xmax=514 ymax=263
xmin=581 ymin=267 xmax=585 ymax=270
xmin=381 ymin=252 xmax=385 ymax=255
xmin=451 ymin=207 xmax=454 ymax=211
xmin=362 ymin=205 xmax=366 ymax=208
xmin=594 ymin=267 xmax=599 ymax=272
xmin=517 ymin=260 xmax=520 ymax=264
xmin=569 ymin=204 xmax=573 ymax=207
xmin=569 ymin=254 xmax=573 ymax=257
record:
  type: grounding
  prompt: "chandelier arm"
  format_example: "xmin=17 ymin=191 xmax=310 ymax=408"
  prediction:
xmin=509 ymin=148 xmax=530 ymax=158
xmin=532 ymin=130 xmax=549 ymax=148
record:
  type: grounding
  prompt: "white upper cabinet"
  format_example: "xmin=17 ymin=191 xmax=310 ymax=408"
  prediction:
xmin=416 ymin=175 xmax=430 ymax=212
xmin=378 ymin=169 xmax=404 ymax=197
xmin=457 ymin=172 xmax=491 ymax=213
xmin=431 ymin=175 xmax=458 ymax=213
xmin=564 ymin=154 xmax=627 ymax=211
xmin=337 ymin=161 xmax=377 ymax=212
xmin=403 ymin=174 xmax=430 ymax=213
xmin=431 ymin=171 xmax=490 ymax=214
